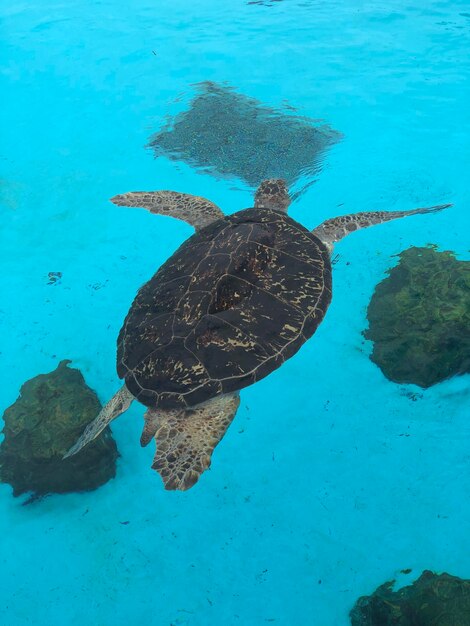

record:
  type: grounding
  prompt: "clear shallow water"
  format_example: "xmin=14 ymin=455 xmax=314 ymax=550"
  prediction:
xmin=1 ymin=1 xmax=469 ymax=624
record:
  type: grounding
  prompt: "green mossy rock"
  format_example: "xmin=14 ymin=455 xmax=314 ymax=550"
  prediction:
xmin=350 ymin=570 xmax=470 ymax=626
xmin=0 ymin=360 xmax=118 ymax=498
xmin=364 ymin=246 xmax=470 ymax=388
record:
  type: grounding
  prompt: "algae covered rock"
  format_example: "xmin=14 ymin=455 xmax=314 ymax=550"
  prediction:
xmin=364 ymin=246 xmax=470 ymax=387
xmin=350 ymin=570 xmax=470 ymax=626
xmin=0 ymin=360 xmax=118 ymax=498
xmin=149 ymin=81 xmax=341 ymax=188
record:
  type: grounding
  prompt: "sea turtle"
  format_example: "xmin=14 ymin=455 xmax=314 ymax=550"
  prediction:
xmin=65 ymin=181 xmax=450 ymax=490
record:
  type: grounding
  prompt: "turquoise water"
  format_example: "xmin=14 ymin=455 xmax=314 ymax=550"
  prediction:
xmin=1 ymin=0 xmax=469 ymax=624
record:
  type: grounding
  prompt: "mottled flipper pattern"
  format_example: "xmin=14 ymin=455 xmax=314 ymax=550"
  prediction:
xmin=144 ymin=393 xmax=240 ymax=490
xmin=64 ymin=385 xmax=134 ymax=458
xmin=110 ymin=190 xmax=224 ymax=230
xmin=140 ymin=409 xmax=160 ymax=447
xmin=312 ymin=204 xmax=451 ymax=246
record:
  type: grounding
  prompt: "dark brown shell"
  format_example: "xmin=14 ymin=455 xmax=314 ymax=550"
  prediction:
xmin=117 ymin=208 xmax=332 ymax=409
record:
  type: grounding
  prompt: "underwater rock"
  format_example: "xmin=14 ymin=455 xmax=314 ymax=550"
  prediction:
xmin=0 ymin=360 xmax=118 ymax=499
xmin=364 ymin=246 xmax=470 ymax=387
xmin=149 ymin=81 xmax=341 ymax=188
xmin=350 ymin=570 xmax=470 ymax=626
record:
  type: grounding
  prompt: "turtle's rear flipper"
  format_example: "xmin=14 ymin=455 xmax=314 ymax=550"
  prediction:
xmin=63 ymin=385 xmax=134 ymax=458
xmin=312 ymin=203 xmax=452 ymax=247
xmin=144 ymin=393 xmax=240 ymax=491
xmin=110 ymin=190 xmax=224 ymax=230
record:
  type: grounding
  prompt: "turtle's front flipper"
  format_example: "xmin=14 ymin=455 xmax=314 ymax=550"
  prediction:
xmin=63 ymin=385 xmax=134 ymax=458
xmin=312 ymin=204 xmax=452 ymax=247
xmin=110 ymin=190 xmax=224 ymax=230
xmin=142 ymin=393 xmax=240 ymax=491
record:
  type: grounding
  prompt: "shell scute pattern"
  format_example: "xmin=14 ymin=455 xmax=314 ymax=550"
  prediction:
xmin=208 ymin=284 xmax=306 ymax=356
xmin=117 ymin=276 xmax=191 ymax=376
xmin=269 ymin=220 xmax=326 ymax=264
xmin=208 ymin=223 xmax=253 ymax=255
xmin=191 ymin=253 xmax=233 ymax=283
xmin=173 ymin=290 xmax=213 ymax=332
xmin=154 ymin=242 xmax=210 ymax=283
xmin=185 ymin=313 xmax=271 ymax=380
xmin=232 ymin=242 xmax=325 ymax=313
xmin=118 ymin=209 xmax=332 ymax=409
xmin=125 ymin=338 xmax=213 ymax=402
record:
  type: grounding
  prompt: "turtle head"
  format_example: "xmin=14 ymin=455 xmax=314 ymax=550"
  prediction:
xmin=254 ymin=179 xmax=290 ymax=213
